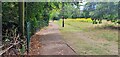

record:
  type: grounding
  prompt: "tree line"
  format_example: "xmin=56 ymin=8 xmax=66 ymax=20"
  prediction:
xmin=50 ymin=2 xmax=119 ymax=24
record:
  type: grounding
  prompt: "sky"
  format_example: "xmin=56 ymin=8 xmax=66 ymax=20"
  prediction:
xmin=79 ymin=1 xmax=87 ymax=10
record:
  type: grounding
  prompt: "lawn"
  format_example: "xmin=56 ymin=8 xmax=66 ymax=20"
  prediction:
xmin=54 ymin=18 xmax=118 ymax=55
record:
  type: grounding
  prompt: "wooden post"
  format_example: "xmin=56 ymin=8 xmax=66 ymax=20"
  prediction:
xmin=18 ymin=1 xmax=25 ymax=55
xmin=0 ymin=1 xmax=2 ymax=46
xmin=118 ymin=1 xmax=120 ymax=19
xmin=18 ymin=2 xmax=25 ymax=36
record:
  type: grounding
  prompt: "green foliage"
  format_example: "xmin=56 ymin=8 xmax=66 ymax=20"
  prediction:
xmin=49 ymin=2 xmax=82 ymax=19
xmin=3 ymin=2 xmax=60 ymax=38
xmin=61 ymin=3 xmax=81 ymax=19
xmin=49 ymin=9 xmax=60 ymax=20
xmin=25 ymin=2 xmax=51 ymax=35
xmin=83 ymin=2 xmax=119 ymax=24
xmin=2 ymin=2 xmax=19 ymax=23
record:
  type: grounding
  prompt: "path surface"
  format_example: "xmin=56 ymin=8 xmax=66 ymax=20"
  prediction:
xmin=29 ymin=22 xmax=76 ymax=55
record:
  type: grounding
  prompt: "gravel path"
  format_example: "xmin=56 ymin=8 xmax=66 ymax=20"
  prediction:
xmin=29 ymin=22 xmax=76 ymax=55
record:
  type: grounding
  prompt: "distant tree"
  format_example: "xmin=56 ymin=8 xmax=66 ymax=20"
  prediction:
xmin=83 ymin=2 xmax=118 ymax=24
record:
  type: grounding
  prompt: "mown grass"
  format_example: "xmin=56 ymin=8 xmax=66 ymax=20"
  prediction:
xmin=55 ymin=18 xmax=118 ymax=41
xmin=54 ymin=18 xmax=118 ymax=55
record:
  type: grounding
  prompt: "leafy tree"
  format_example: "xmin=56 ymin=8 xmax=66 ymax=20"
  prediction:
xmin=83 ymin=2 xmax=118 ymax=24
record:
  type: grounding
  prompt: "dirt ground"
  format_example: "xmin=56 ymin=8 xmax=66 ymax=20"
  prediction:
xmin=29 ymin=22 xmax=76 ymax=55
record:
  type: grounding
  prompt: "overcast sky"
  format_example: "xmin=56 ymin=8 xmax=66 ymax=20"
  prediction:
xmin=79 ymin=1 xmax=87 ymax=10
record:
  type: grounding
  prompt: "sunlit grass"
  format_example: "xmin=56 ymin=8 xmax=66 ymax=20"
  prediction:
xmin=63 ymin=18 xmax=93 ymax=23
